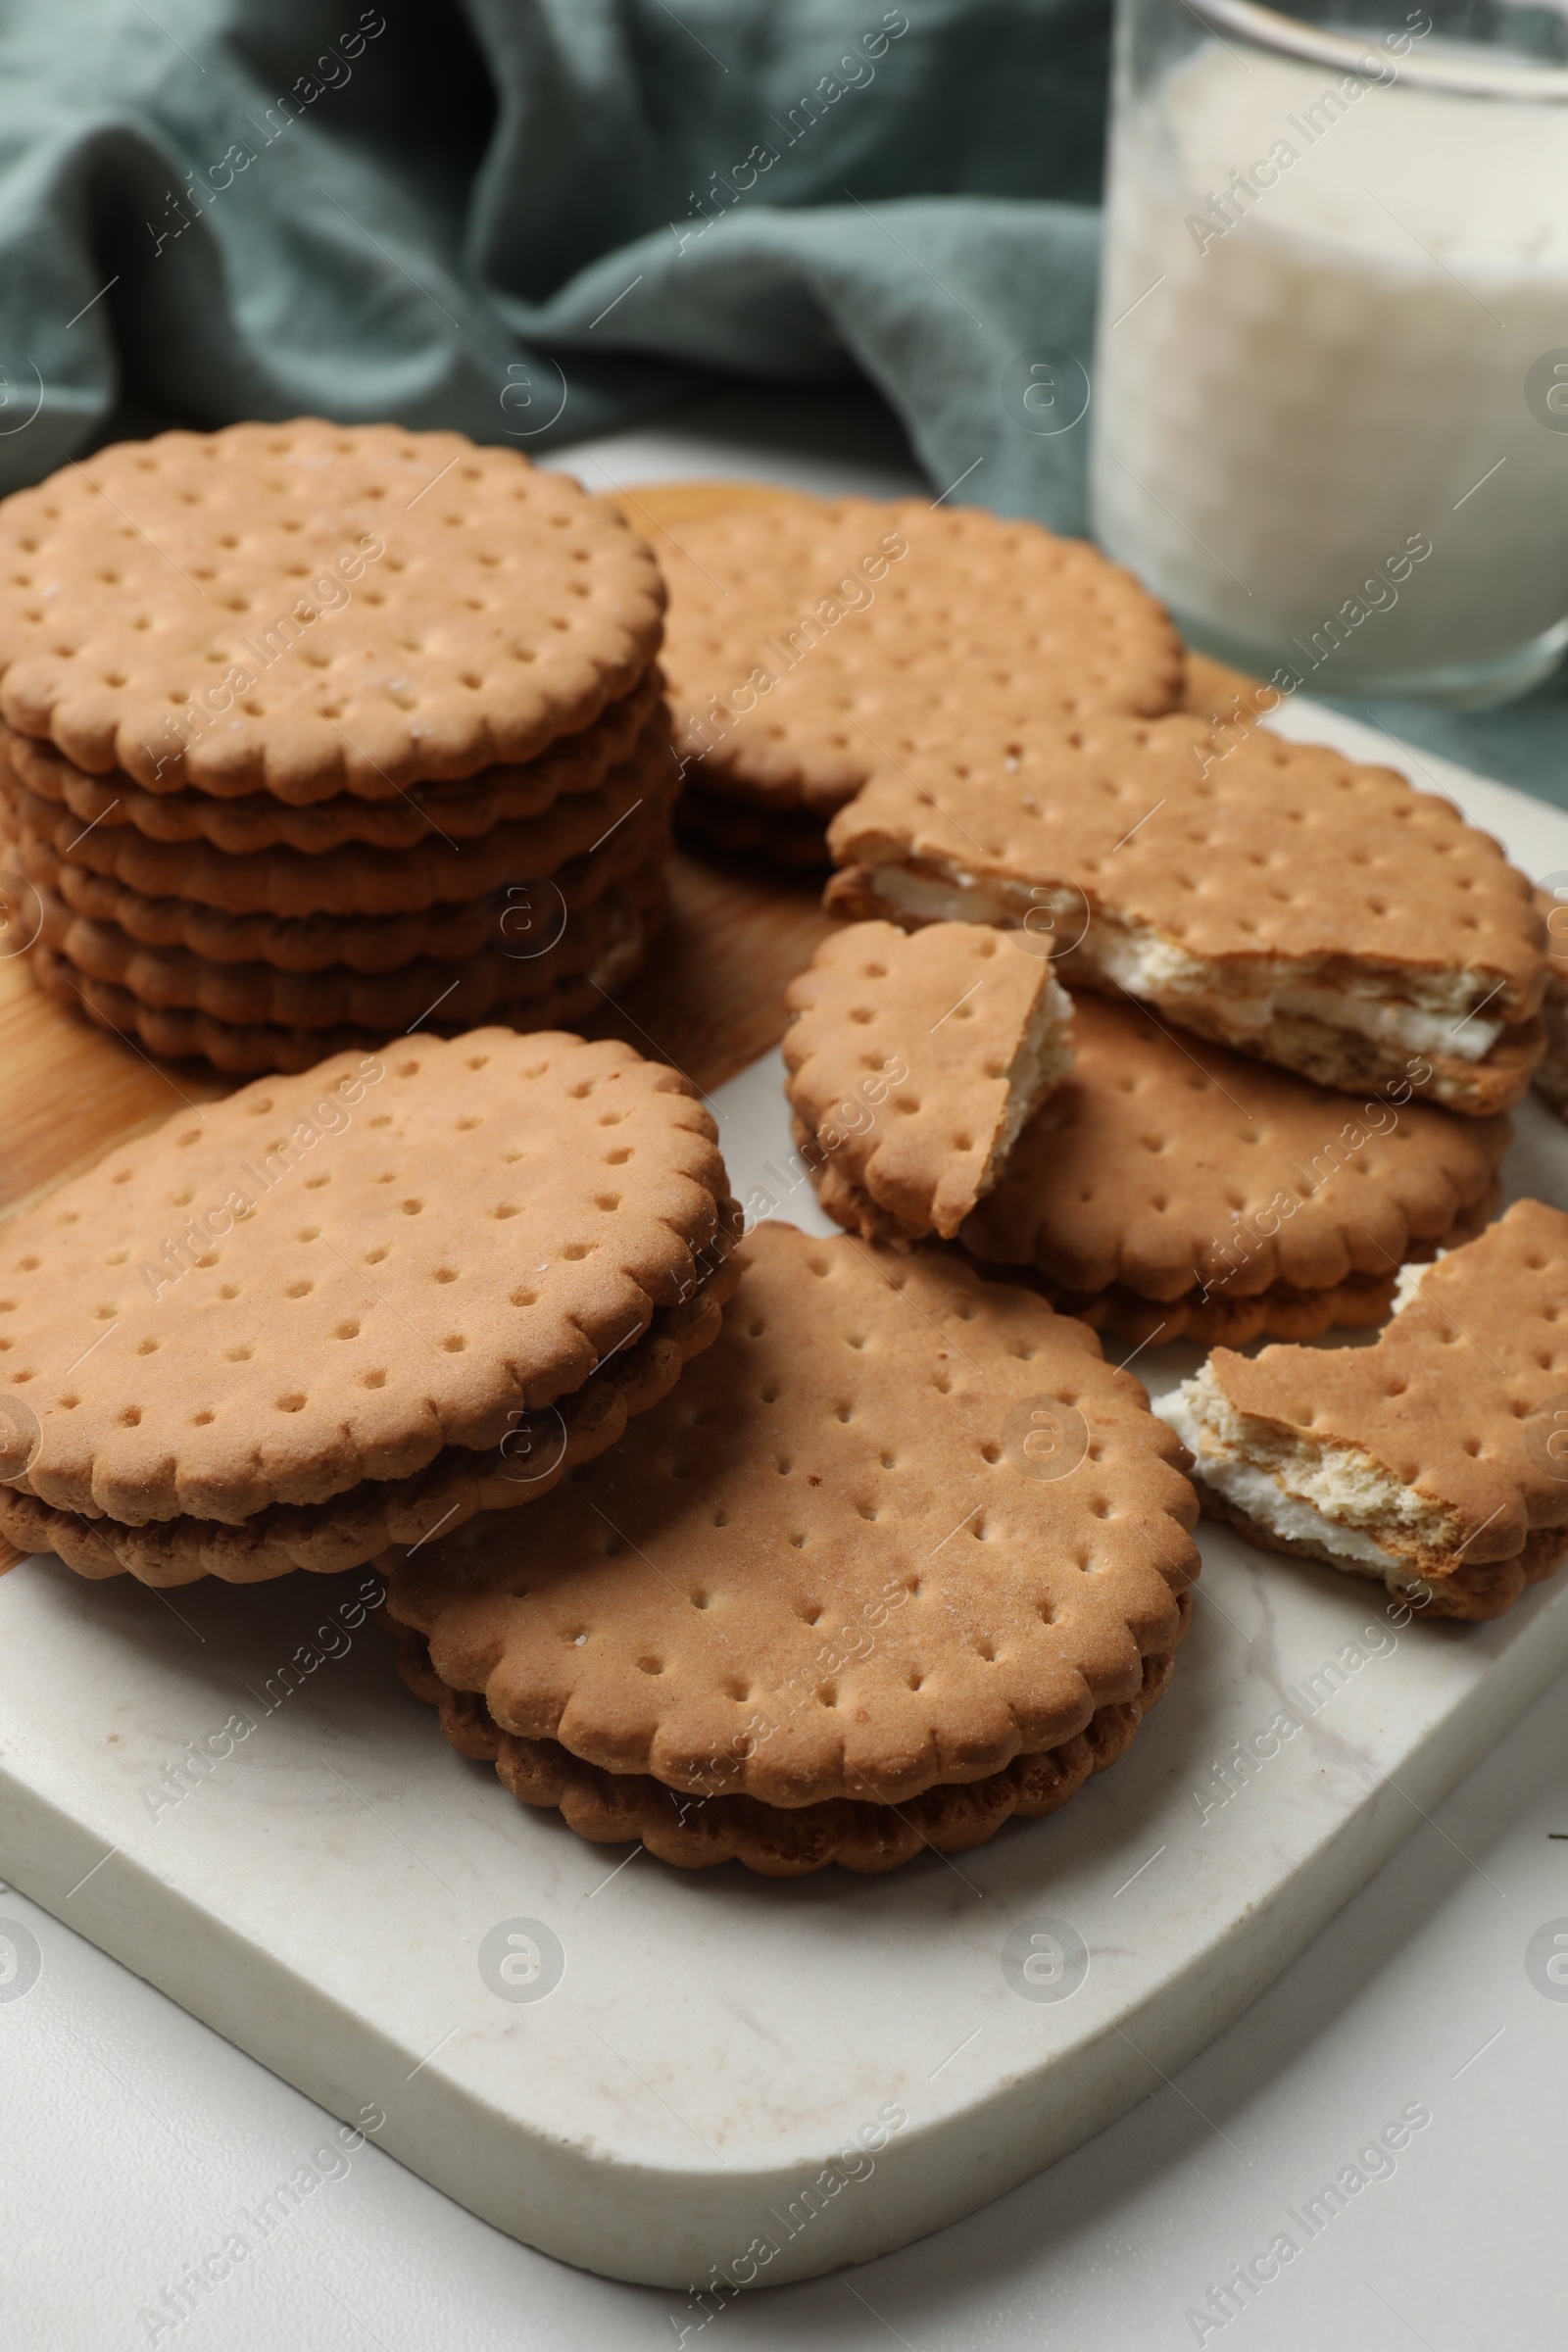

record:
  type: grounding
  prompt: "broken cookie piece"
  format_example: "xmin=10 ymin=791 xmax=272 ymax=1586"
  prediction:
xmin=1159 ymin=1199 xmax=1568 ymax=1620
xmin=782 ymin=919 xmax=1073 ymax=1241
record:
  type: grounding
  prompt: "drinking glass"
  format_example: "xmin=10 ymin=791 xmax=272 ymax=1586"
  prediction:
xmin=1091 ymin=0 xmax=1568 ymax=704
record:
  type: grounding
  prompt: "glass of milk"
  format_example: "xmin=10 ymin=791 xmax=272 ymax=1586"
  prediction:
xmin=1091 ymin=0 xmax=1568 ymax=704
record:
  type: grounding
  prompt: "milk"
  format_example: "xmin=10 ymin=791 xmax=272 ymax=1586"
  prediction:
xmin=1091 ymin=41 xmax=1568 ymax=699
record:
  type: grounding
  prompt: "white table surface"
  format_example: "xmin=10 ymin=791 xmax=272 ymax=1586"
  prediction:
xmin=7 ymin=389 xmax=1568 ymax=2352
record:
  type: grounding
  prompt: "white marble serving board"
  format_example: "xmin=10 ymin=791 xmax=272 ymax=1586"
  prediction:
xmin=2 ymin=710 xmax=1567 ymax=2295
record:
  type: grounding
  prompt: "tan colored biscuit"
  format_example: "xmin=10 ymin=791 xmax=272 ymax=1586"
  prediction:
xmin=661 ymin=493 xmax=1183 ymax=816
xmin=0 ymin=1250 xmax=740 ymax=1585
xmin=801 ymin=1114 xmax=1497 ymax=1347
xmin=782 ymin=920 xmax=1074 ymax=1240
xmin=809 ymin=1131 xmax=1494 ymax=1340
xmin=0 ymin=667 xmax=665 ymax=851
xmin=0 ymin=421 xmax=664 ymax=797
xmin=825 ymin=714 xmax=1545 ymax=1115
xmin=387 ymin=1604 xmax=1189 ymax=1875
xmin=18 ymin=796 xmax=668 ymax=982
xmin=676 ymin=785 xmax=831 ymax=868
xmin=3 ymin=714 xmax=680 ymax=917
xmin=962 ymin=992 xmax=1511 ymax=1296
xmin=30 ymin=931 xmax=654 ymax=1076
xmin=34 ymin=863 xmax=665 ymax=1028
xmin=1161 ymin=1199 xmax=1568 ymax=1618
xmin=28 ymin=838 xmax=665 ymax=974
xmin=0 ymin=1030 xmax=732 ymax=1524
xmin=798 ymin=989 xmax=1509 ymax=1319
xmin=380 ymin=1222 xmax=1199 ymax=1824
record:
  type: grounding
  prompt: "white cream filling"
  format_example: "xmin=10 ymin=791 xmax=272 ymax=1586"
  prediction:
xmin=1157 ymin=1359 xmax=1458 ymax=1570
xmin=1390 ymin=1254 xmax=1442 ymax=1316
xmin=1160 ymin=1389 xmax=1399 ymax=1567
xmin=869 ymin=864 xmax=1506 ymax=1063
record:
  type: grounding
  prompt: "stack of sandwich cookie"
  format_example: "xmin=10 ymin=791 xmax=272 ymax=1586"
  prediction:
xmin=784 ymin=928 xmax=1509 ymax=1346
xmin=827 ymin=712 xmax=1545 ymax=1114
xmin=1160 ymin=1200 xmax=1568 ymax=1620
xmin=0 ymin=421 xmax=670 ymax=1074
xmin=658 ymin=492 xmax=1184 ymax=865
xmin=0 ymin=1031 xmax=740 ymax=1585
xmin=377 ymin=1222 xmax=1200 ymax=1876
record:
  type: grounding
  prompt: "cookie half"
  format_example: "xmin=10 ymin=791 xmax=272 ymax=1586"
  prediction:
xmin=783 ymin=919 xmax=1073 ymax=1240
xmin=378 ymin=1221 xmax=1199 ymax=1874
xmin=1159 ymin=1199 xmax=1568 ymax=1619
xmin=827 ymin=714 xmax=1545 ymax=1115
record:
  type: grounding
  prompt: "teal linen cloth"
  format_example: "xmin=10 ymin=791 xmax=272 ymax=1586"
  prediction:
xmin=0 ymin=0 xmax=1560 ymax=798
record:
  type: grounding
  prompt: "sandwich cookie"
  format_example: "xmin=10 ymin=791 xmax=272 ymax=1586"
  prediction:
xmin=0 ymin=1031 xmax=739 ymax=1581
xmin=661 ymin=492 xmax=1183 ymax=861
xmin=377 ymin=1221 xmax=1199 ymax=1875
xmin=801 ymin=989 xmax=1508 ymax=1347
xmin=0 ymin=420 xmax=663 ymax=799
xmin=0 ymin=665 xmax=666 ymax=853
xmin=827 ymin=713 xmax=1545 ymax=1115
xmin=0 ymin=421 xmax=673 ymax=1071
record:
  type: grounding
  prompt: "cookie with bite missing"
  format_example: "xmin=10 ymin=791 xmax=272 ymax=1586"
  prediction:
xmin=377 ymin=1221 xmax=1199 ymax=1876
xmin=1160 ymin=1199 xmax=1568 ymax=1620
xmin=826 ymin=713 xmax=1545 ymax=1116
xmin=782 ymin=920 xmax=1073 ymax=1242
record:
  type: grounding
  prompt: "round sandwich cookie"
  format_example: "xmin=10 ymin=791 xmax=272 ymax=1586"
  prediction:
xmin=660 ymin=491 xmax=1183 ymax=860
xmin=826 ymin=711 xmax=1546 ymax=1115
xmin=378 ymin=1221 xmax=1200 ymax=1877
xmin=0 ymin=667 xmax=666 ymax=852
xmin=32 ymin=861 xmax=665 ymax=1031
xmin=1160 ymin=1198 xmax=1568 ymax=1621
xmin=0 ymin=1030 xmax=740 ymax=1581
xmin=797 ymin=984 xmax=1510 ymax=1347
xmin=29 ymin=940 xmax=662 ymax=1079
xmin=3 ymin=715 xmax=679 ymax=919
xmin=28 ymin=846 xmax=665 ymax=976
xmin=0 ymin=421 xmax=664 ymax=800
